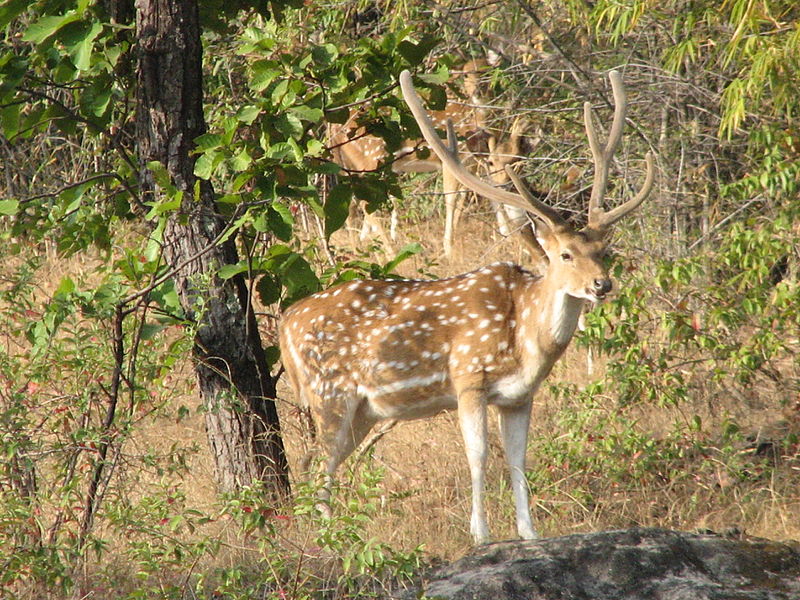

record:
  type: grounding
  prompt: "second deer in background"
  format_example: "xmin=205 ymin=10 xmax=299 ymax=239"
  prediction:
xmin=329 ymin=59 xmax=530 ymax=257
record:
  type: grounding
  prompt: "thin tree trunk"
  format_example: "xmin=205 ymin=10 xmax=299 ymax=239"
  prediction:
xmin=135 ymin=0 xmax=290 ymax=497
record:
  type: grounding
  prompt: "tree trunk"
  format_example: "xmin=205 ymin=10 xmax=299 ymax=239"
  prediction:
xmin=135 ymin=0 xmax=290 ymax=498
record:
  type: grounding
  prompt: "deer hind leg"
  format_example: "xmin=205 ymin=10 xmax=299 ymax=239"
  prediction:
xmin=497 ymin=402 xmax=538 ymax=540
xmin=359 ymin=208 xmax=395 ymax=253
xmin=494 ymin=201 xmax=514 ymax=236
xmin=442 ymin=169 xmax=466 ymax=259
xmin=316 ymin=398 xmax=378 ymax=517
xmin=457 ymin=388 xmax=491 ymax=544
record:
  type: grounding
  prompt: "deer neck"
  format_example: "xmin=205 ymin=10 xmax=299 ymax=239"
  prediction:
xmin=523 ymin=275 xmax=585 ymax=351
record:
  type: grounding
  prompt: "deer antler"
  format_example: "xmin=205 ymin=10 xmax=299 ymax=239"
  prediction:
xmin=399 ymin=70 xmax=568 ymax=232
xmin=584 ymin=70 xmax=655 ymax=232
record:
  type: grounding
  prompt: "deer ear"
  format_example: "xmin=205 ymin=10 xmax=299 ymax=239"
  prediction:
xmin=532 ymin=218 xmax=554 ymax=250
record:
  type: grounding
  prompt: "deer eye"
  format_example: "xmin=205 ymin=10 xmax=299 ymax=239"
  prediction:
xmin=561 ymin=251 xmax=573 ymax=262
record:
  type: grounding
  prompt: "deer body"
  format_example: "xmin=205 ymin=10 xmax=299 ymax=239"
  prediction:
xmin=280 ymin=69 xmax=654 ymax=544
xmin=281 ymin=261 xmax=583 ymax=421
xmin=280 ymin=229 xmax=607 ymax=543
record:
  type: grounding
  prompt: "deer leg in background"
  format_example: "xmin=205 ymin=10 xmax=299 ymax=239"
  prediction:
xmin=359 ymin=203 xmax=396 ymax=253
xmin=443 ymin=167 xmax=467 ymax=258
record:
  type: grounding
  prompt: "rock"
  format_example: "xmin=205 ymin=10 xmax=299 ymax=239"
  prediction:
xmin=398 ymin=528 xmax=800 ymax=600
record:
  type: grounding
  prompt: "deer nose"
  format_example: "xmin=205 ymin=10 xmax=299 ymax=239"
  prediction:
xmin=594 ymin=278 xmax=613 ymax=296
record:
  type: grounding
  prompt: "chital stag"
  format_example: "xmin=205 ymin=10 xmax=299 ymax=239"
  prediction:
xmin=279 ymin=69 xmax=654 ymax=543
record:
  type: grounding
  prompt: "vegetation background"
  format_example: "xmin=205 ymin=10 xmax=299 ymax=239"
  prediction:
xmin=1 ymin=0 xmax=798 ymax=598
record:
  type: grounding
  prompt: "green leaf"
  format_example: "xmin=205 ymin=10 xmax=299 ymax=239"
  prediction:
xmin=194 ymin=151 xmax=222 ymax=179
xmin=62 ymin=20 xmax=103 ymax=71
xmin=236 ymin=104 xmax=261 ymax=124
xmin=256 ymin=274 xmax=281 ymax=305
xmin=140 ymin=322 xmax=166 ymax=341
xmin=45 ymin=103 xmax=78 ymax=136
xmin=55 ymin=276 xmax=76 ymax=297
xmin=231 ymin=148 xmax=252 ymax=172
xmin=267 ymin=202 xmax=294 ymax=241
xmin=194 ymin=132 xmax=224 ymax=152
xmin=324 ymin=183 xmax=352 ymax=239
xmin=306 ymin=138 xmax=325 ymax=157
xmin=217 ymin=263 xmax=247 ymax=280
xmin=22 ymin=13 xmax=80 ymax=44
xmin=397 ymin=36 xmax=439 ymax=66
xmin=266 ymin=142 xmax=294 ymax=160
xmin=146 ymin=161 xmax=174 ymax=190
xmin=281 ymin=254 xmax=320 ymax=303
xmin=274 ymin=112 xmax=303 ymax=138
xmin=310 ymin=43 xmax=338 ymax=67
xmin=0 ymin=199 xmax=19 ymax=216
xmin=289 ymin=105 xmax=323 ymax=123
xmin=79 ymin=77 xmax=112 ymax=118
xmin=144 ymin=194 xmax=181 ymax=219
xmin=249 ymin=59 xmax=280 ymax=92
xmin=264 ymin=345 xmax=280 ymax=368
xmin=383 ymin=243 xmax=422 ymax=274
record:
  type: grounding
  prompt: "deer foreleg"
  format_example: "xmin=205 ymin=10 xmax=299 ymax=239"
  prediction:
xmin=497 ymin=402 xmax=538 ymax=540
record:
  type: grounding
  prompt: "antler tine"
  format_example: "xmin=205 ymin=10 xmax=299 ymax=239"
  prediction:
xmin=593 ymin=151 xmax=655 ymax=228
xmin=585 ymin=70 xmax=627 ymax=227
xmin=503 ymin=165 xmax=568 ymax=229
xmin=585 ymin=70 xmax=655 ymax=231
xmin=399 ymin=70 xmax=563 ymax=231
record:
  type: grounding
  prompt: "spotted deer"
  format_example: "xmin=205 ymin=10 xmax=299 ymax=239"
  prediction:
xmin=280 ymin=69 xmax=654 ymax=543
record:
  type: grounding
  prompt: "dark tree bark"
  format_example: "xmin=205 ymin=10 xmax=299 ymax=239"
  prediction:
xmin=135 ymin=0 xmax=290 ymax=497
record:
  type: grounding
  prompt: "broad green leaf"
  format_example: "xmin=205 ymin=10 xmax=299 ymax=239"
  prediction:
xmin=62 ymin=20 xmax=103 ymax=71
xmin=231 ymin=148 xmax=252 ymax=172
xmin=55 ymin=276 xmax=76 ymax=297
xmin=146 ymin=161 xmax=174 ymax=190
xmin=306 ymin=138 xmax=325 ymax=157
xmin=236 ymin=104 xmax=260 ymax=124
xmin=249 ymin=59 xmax=280 ymax=92
xmin=397 ymin=35 xmax=439 ymax=66
xmin=0 ymin=104 xmax=19 ymax=138
xmin=274 ymin=112 xmax=303 ymax=138
xmin=324 ymin=183 xmax=352 ymax=239
xmin=144 ymin=194 xmax=181 ymax=219
xmin=256 ymin=274 xmax=281 ymax=305
xmin=140 ymin=322 xmax=166 ymax=341
xmin=0 ymin=199 xmax=19 ymax=215
xmin=79 ymin=77 xmax=112 ymax=118
xmin=289 ymin=105 xmax=323 ymax=123
xmin=418 ymin=65 xmax=449 ymax=85
xmin=194 ymin=150 xmax=222 ymax=179
xmin=311 ymin=43 xmax=338 ymax=67
xmin=267 ymin=141 xmax=294 ymax=160
xmin=45 ymin=103 xmax=78 ymax=135
xmin=384 ymin=243 xmax=423 ymax=274
xmin=280 ymin=253 xmax=320 ymax=303
xmin=266 ymin=203 xmax=293 ymax=241
xmin=217 ymin=263 xmax=247 ymax=280
xmin=22 ymin=13 xmax=80 ymax=43
xmin=194 ymin=132 xmax=224 ymax=152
